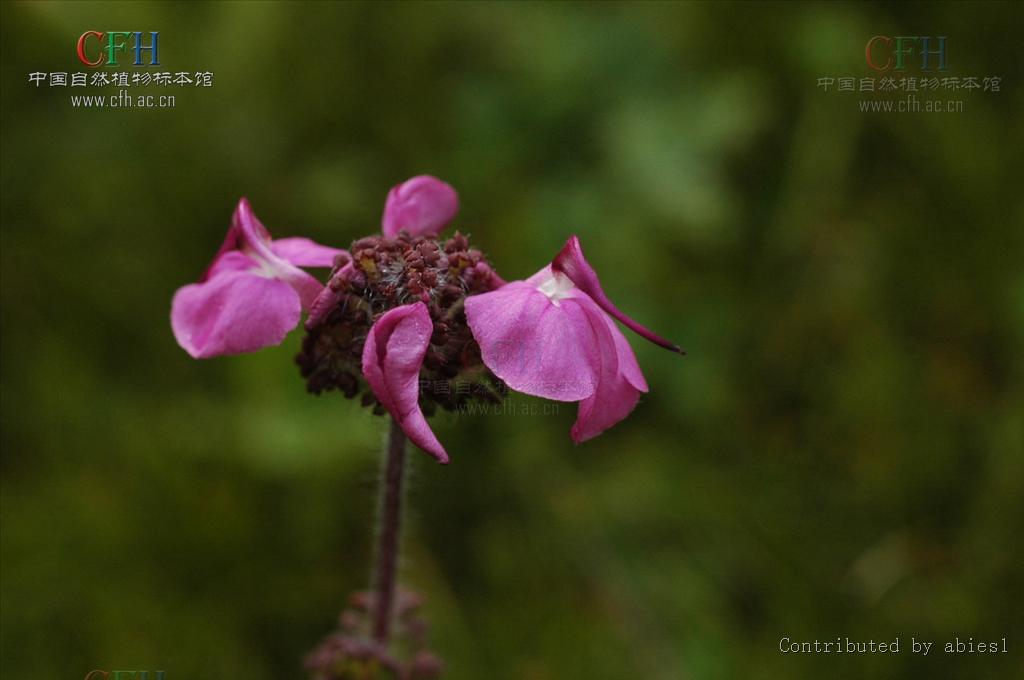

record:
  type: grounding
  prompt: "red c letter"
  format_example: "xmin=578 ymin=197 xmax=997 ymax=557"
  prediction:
xmin=865 ymin=35 xmax=893 ymax=71
xmin=77 ymin=31 xmax=104 ymax=67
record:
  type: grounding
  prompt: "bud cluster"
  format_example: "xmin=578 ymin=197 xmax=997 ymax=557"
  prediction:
xmin=305 ymin=590 xmax=442 ymax=680
xmin=297 ymin=232 xmax=507 ymax=414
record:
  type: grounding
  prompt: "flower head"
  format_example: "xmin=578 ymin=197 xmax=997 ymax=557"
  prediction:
xmin=171 ymin=199 xmax=346 ymax=358
xmin=171 ymin=177 xmax=681 ymax=461
xmin=297 ymin=230 xmax=507 ymax=463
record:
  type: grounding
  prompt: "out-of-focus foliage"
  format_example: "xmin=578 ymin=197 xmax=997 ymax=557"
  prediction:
xmin=2 ymin=2 xmax=1022 ymax=679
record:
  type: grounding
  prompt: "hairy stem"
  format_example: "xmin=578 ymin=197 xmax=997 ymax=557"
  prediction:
xmin=372 ymin=417 xmax=407 ymax=645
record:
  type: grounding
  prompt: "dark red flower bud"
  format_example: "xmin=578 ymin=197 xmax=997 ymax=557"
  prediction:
xmin=297 ymin=232 xmax=507 ymax=415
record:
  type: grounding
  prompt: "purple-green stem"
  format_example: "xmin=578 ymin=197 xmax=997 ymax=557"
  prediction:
xmin=372 ymin=417 xmax=407 ymax=645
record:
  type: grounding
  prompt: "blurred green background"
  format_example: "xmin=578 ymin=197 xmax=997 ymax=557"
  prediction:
xmin=3 ymin=1 xmax=1022 ymax=678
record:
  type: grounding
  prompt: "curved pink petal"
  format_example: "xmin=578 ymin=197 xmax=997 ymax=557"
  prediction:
xmin=362 ymin=303 xmax=448 ymax=463
xmin=591 ymin=297 xmax=648 ymax=393
xmin=381 ymin=176 xmax=459 ymax=239
xmin=171 ymin=269 xmax=302 ymax=359
xmin=573 ymin=374 xmax=642 ymax=443
xmin=201 ymin=198 xmax=272 ymax=280
xmin=218 ymin=198 xmax=323 ymax=307
xmin=566 ymin=295 xmax=646 ymax=443
xmin=552 ymin=236 xmax=683 ymax=354
xmin=465 ymin=282 xmax=600 ymax=401
xmin=272 ymin=237 xmax=349 ymax=268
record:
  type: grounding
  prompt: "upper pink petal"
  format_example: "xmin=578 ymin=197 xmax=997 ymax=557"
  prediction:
xmin=361 ymin=303 xmax=448 ymax=463
xmin=566 ymin=295 xmax=645 ymax=443
xmin=201 ymin=198 xmax=272 ymax=281
xmin=205 ymin=250 xmax=261 ymax=278
xmin=223 ymin=198 xmax=324 ymax=308
xmin=381 ymin=176 xmax=459 ymax=239
xmin=171 ymin=268 xmax=302 ymax=359
xmin=465 ymin=282 xmax=599 ymax=402
xmin=272 ymin=237 xmax=350 ymax=269
xmin=552 ymin=236 xmax=683 ymax=354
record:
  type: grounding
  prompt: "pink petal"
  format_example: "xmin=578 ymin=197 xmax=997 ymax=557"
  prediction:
xmin=225 ymin=198 xmax=323 ymax=307
xmin=362 ymin=303 xmax=448 ymax=463
xmin=201 ymin=198 xmax=272 ymax=281
xmin=595 ymin=301 xmax=648 ymax=393
xmin=171 ymin=269 xmax=302 ymax=359
xmin=272 ymin=237 xmax=349 ymax=268
xmin=573 ymin=376 xmax=642 ymax=443
xmin=567 ymin=295 xmax=646 ymax=443
xmin=206 ymin=250 xmax=261 ymax=278
xmin=552 ymin=236 xmax=683 ymax=354
xmin=465 ymin=282 xmax=600 ymax=401
xmin=381 ymin=176 xmax=459 ymax=239
xmin=523 ymin=267 xmax=646 ymax=391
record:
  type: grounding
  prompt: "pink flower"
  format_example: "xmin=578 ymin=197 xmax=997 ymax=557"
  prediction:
xmin=361 ymin=303 xmax=448 ymax=463
xmin=381 ymin=176 xmax=459 ymax=239
xmin=464 ymin=236 xmax=682 ymax=443
xmin=171 ymin=198 xmax=347 ymax=358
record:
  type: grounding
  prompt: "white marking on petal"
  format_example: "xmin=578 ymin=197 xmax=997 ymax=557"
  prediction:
xmin=241 ymin=246 xmax=282 ymax=278
xmin=536 ymin=271 xmax=576 ymax=307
